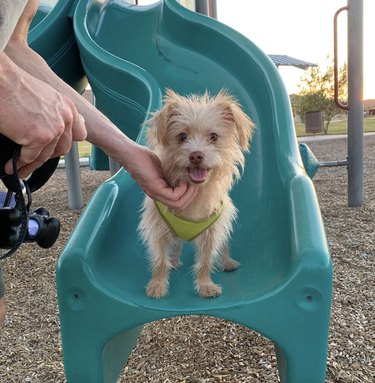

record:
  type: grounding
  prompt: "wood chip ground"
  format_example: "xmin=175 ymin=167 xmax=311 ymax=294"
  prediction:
xmin=0 ymin=135 xmax=374 ymax=382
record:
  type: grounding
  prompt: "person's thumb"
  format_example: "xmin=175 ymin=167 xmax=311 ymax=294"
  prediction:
xmin=71 ymin=112 xmax=87 ymax=141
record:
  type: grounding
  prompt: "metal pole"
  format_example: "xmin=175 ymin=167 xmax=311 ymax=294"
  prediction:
xmin=195 ymin=0 xmax=217 ymax=19
xmin=109 ymin=158 xmax=121 ymax=176
xmin=65 ymin=142 xmax=84 ymax=209
xmin=319 ymin=160 xmax=348 ymax=168
xmin=195 ymin=0 xmax=208 ymax=15
xmin=347 ymin=0 xmax=364 ymax=207
xmin=210 ymin=0 xmax=217 ymax=19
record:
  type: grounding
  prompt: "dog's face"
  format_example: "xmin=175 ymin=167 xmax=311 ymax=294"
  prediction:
xmin=147 ymin=89 xmax=254 ymax=188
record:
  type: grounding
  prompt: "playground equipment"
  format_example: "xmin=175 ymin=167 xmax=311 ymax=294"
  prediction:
xmin=56 ymin=1 xmax=332 ymax=382
xmin=28 ymin=0 xmax=86 ymax=209
xmin=299 ymin=0 xmax=364 ymax=206
xmin=335 ymin=0 xmax=364 ymax=207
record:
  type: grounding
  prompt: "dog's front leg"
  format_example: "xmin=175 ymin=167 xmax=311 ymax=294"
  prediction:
xmin=193 ymin=232 xmax=222 ymax=298
xmin=146 ymin=235 xmax=171 ymax=298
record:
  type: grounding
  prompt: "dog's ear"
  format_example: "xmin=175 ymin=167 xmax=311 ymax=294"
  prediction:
xmin=215 ymin=90 xmax=255 ymax=151
xmin=146 ymin=89 xmax=180 ymax=147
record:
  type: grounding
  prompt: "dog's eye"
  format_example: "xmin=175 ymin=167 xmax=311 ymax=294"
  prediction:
xmin=209 ymin=133 xmax=218 ymax=142
xmin=178 ymin=132 xmax=188 ymax=143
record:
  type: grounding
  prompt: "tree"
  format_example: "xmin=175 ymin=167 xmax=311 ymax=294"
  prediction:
xmin=296 ymin=60 xmax=348 ymax=134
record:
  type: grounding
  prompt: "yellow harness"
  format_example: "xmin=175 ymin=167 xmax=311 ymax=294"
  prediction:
xmin=155 ymin=201 xmax=224 ymax=241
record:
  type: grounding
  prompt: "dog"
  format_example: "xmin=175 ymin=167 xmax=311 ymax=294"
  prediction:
xmin=138 ymin=89 xmax=254 ymax=298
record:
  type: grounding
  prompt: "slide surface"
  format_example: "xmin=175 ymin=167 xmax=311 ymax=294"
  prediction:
xmin=28 ymin=0 xmax=87 ymax=92
xmin=56 ymin=2 xmax=332 ymax=381
xmin=59 ymin=0 xmax=331 ymax=319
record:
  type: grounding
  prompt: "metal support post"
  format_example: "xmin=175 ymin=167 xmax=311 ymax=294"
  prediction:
xmin=109 ymin=158 xmax=121 ymax=176
xmin=65 ymin=142 xmax=84 ymax=209
xmin=195 ymin=0 xmax=217 ymax=19
xmin=347 ymin=0 xmax=364 ymax=207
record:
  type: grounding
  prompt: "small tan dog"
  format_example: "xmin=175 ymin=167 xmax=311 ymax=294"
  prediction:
xmin=139 ymin=89 xmax=254 ymax=298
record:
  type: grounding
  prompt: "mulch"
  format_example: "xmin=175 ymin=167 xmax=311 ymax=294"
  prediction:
xmin=0 ymin=135 xmax=374 ymax=382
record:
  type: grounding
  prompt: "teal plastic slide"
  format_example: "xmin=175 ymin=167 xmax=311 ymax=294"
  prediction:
xmin=27 ymin=0 xmax=87 ymax=208
xmin=56 ymin=1 xmax=333 ymax=382
xmin=28 ymin=0 xmax=87 ymax=93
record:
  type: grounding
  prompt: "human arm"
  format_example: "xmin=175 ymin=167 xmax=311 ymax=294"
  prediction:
xmin=0 ymin=51 xmax=86 ymax=178
xmin=4 ymin=1 xmax=197 ymax=208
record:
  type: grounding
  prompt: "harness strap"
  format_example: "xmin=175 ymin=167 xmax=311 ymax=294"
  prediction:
xmin=155 ymin=200 xmax=224 ymax=241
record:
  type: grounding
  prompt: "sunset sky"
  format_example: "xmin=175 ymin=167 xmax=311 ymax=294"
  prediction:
xmin=217 ymin=0 xmax=374 ymax=99
xmin=46 ymin=0 xmax=374 ymax=99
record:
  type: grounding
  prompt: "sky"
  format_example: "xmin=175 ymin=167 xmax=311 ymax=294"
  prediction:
xmin=216 ymin=0 xmax=374 ymax=99
xmin=52 ymin=0 xmax=373 ymax=99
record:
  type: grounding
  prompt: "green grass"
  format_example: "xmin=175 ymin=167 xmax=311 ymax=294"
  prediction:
xmin=77 ymin=141 xmax=92 ymax=157
xmin=295 ymin=117 xmax=375 ymax=137
xmin=75 ymin=118 xmax=375 ymax=158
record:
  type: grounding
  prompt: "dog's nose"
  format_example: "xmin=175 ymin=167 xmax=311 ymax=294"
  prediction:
xmin=189 ymin=151 xmax=204 ymax=165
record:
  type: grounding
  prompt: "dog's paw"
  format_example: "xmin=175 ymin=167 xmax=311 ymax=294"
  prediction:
xmin=222 ymin=258 xmax=240 ymax=272
xmin=198 ymin=283 xmax=222 ymax=298
xmin=146 ymin=280 xmax=168 ymax=298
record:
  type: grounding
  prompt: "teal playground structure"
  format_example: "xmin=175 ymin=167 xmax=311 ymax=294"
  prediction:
xmin=29 ymin=1 xmax=334 ymax=382
xmin=28 ymin=0 xmax=87 ymax=209
xmin=28 ymin=0 xmax=86 ymax=94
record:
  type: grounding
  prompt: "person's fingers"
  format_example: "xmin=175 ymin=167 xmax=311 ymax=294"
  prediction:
xmin=4 ymin=104 xmax=85 ymax=177
xmin=4 ymin=144 xmax=44 ymax=176
xmin=47 ymin=105 xmax=86 ymax=157
xmin=154 ymin=182 xmax=198 ymax=209
xmin=4 ymin=135 xmax=59 ymax=178
xmin=171 ymin=183 xmax=199 ymax=209
xmin=16 ymin=162 xmax=45 ymax=179
xmin=71 ymin=112 xmax=87 ymax=142
xmin=23 ymin=134 xmax=59 ymax=162
xmin=53 ymin=100 xmax=85 ymax=155
xmin=4 ymin=159 xmax=16 ymax=176
xmin=5 ymin=157 xmax=40 ymax=179
xmin=51 ymin=120 xmax=73 ymax=157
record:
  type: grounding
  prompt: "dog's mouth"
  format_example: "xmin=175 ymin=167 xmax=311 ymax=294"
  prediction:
xmin=187 ymin=167 xmax=210 ymax=184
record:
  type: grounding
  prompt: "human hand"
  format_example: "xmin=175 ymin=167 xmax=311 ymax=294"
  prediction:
xmin=123 ymin=142 xmax=197 ymax=209
xmin=0 ymin=55 xmax=86 ymax=179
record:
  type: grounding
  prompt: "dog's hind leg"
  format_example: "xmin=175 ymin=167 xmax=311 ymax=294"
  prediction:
xmin=220 ymin=243 xmax=240 ymax=271
xmin=146 ymin=235 xmax=171 ymax=298
xmin=171 ymin=239 xmax=183 ymax=269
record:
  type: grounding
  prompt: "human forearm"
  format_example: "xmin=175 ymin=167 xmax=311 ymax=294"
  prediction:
xmin=4 ymin=41 xmax=138 ymax=166
xmin=0 ymin=50 xmax=86 ymax=177
xmin=4 ymin=42 xmax=197 ymax=208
